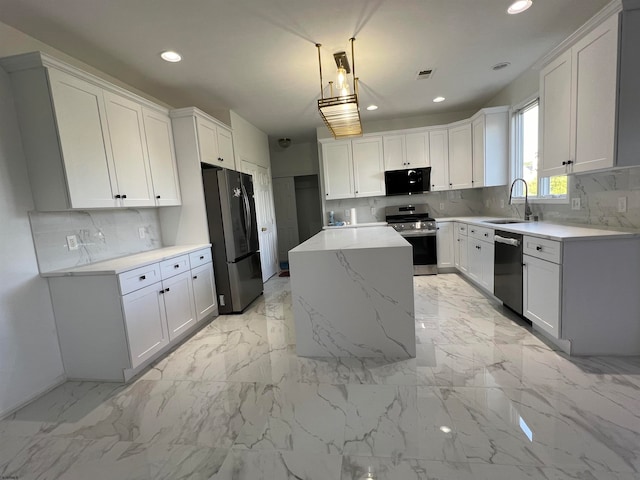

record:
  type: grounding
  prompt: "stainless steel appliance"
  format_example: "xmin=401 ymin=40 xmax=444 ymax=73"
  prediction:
xmin=384 ymin=167 xmax=431 ymax=196
xmin=385 ymin=204 xmax=437 ymax=275
xmin=202 ymin=166 xmax=263 ymax=313
xmin=494 ymin=229 xmax=523 ymax=314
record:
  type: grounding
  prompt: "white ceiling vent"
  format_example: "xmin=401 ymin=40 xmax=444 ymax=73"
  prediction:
xmin=416 ymin=69 xmax=434 ymax=80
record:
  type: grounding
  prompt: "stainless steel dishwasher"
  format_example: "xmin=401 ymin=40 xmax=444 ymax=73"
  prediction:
xmin=494 ymin=230 xmax=523 ymax=315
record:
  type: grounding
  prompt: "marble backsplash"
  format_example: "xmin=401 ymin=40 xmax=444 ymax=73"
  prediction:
xmin=483 ymin=166 xmax=640 ymax=230
xmin=325 ymin=188 xmax=485 ymax=224
xmin=30 ymin=209 xmax=162 ymax=272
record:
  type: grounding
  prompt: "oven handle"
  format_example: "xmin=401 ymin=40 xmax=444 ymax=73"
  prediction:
xmin=494 ymin=235 xmax=520 ymax=247
xmin=399 ymin=230 xmax=436 ymax=237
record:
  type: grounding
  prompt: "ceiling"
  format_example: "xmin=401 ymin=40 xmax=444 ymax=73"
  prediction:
xmin=0 ymin=0 xmax=611 ymax=143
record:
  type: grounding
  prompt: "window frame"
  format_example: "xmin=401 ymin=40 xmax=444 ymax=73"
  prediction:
xmin=509 ymin=95 xmax=569 ymax=204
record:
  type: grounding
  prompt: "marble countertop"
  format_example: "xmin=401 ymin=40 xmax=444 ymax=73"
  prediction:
xmin=436 ymin=216 xmax=640 ymax=241
xmin=290 ymin=226 xmax=408 ymax=253
xmin=323 ymin=222 xmax=388 ymax=230
xmin=41 ymin=244 xmax=211 ymax=277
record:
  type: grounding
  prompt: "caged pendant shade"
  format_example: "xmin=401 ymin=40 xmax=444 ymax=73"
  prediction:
xmin=316 ymin=38 xmax=362 ymax=138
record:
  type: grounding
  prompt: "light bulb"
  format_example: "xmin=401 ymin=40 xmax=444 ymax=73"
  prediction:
xmin=507 ymin=0 xmax=533 ymax=14
xmin=336 ymin=66 xmax=348 ymax=92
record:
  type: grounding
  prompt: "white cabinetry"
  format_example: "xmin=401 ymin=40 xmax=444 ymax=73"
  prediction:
xmin=448 ymin=122 xmax=473 ymax=190
xmin=523 ymin=254 xmax=561 ymax=338
xmin=453 ymin=223 xmax=468 ymax=273
xmin=467 ymin=225 xmax=494 ymax=293
xmin=383 ymin=132 xmax=429 ymax=171
xmin=0 ymin=52 xmax=182 ymax=210
xmin=436 ymin=221 xmax=454 ymax=268
xmin=429 ymin=129 xmax=449 ymax=191
xmin=321 ymin=137 xmax=384 ymax=199
xmin=47 ymin=247 xmax=218 ymax=382
xmin=352 ymin=136 xmax=385 ymax=197
xmin=143 ymin=108 xmax=181 ymax=206
xmin=383 ymin=134 xmax=405 ymax=171
xmin=471 ymin=108 xmax=509 ymax=188
xmin=539 ymin=14 xmax=619 ymax=176
xmin=406 ymin=132 xmax=430 ymax=168
xmin=196 ymin=115 xmax=236 ymax=169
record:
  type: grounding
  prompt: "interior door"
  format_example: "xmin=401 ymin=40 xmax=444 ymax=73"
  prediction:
xmin=242 ymin=160 xmax=278 ymax=281
xmin=272 ymin=177 xmax=300 ymax=264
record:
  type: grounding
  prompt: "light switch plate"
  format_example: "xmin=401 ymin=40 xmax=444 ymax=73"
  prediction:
xmin=66 ymin=235 xmax=79 ymax=251
xmin=500 ymin=199 xmax=505 ymax=209
xmin=345 ymin=209 xmax=351 ymax=218
xmin=439 ymin=202 xmax=445 ymax=211
xmin=138 ymin=227 xmax=146 ymax=239
xmin=618 ymin=197 xmax=627 ymax=213
xmin=571 ymin=198 xmax=581 ymax=210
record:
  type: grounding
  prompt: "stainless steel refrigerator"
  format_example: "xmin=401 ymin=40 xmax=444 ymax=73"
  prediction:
xmin=202 ymin=166 xmax=263 ymax=313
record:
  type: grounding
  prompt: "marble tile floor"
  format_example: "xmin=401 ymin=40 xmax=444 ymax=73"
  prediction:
xmin=2 ymin=273 xmax=640 ymax=479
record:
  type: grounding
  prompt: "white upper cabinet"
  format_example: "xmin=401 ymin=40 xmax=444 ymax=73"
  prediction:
xmin=405 ymin=131 xmax=429 ymax=168
xmin=216 ymin=126 xmax=235 ymax=167
xmin=0 ymin=52 xmax=182 ymax=210
xmin=540 ymin=13 xmax=619 ymax=177
xmin=103 ymin=91 xmax=155 ymax=207
xmin=352 ymin=136 xmax=385 ymax=197
xmin=322 ymin=140 xmax=354 ymax=200
xmin=448 ymin=122 xmax=473 ymax=189
xmin=429 ymin=129 xmax=449 ymax=191
xmin=383 ymin=131 xmax=429 ymax=171
xmin=47 ymin=68 xmax=118 ymax=209
xmin=196 ymin=117 xmax=220 ymax=166
xmin=383 ymin=134 xmax=405 ymax=171
xmin=471 ymin=107 xmax=509 ymax=188
xmin=143 ymin=108 xmax=181 ymax=206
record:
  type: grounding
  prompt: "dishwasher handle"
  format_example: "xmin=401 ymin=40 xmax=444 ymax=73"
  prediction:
xmin=494 ymin=234 xmax=520 ymax=247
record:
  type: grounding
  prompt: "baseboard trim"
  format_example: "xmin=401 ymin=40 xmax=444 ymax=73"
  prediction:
xmin=0 ymin=373 xmax=67 ymax=420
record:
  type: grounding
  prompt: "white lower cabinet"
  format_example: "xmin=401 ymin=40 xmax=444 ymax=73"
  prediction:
xmin=454 ymin=223 xmax=469 ymax=274
xmin=48 ymin=247 xmax=218 ymax=382
xmin=436 ymin=222 xmax=454 ymax=268
xmin=523 ymin=254 xmax=561 ymax=338
xmin=452 ymin=222 xmax=494 ymax=293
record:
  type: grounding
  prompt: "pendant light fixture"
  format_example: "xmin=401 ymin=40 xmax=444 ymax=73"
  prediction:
xmin=316 ymin=38 xmax=362 ymax=138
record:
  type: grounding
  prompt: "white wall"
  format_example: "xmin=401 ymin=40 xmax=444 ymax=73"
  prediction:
xmin=230 ymin=110 xmax=270 ymax=169
xmin=270 ymin=141 xmax=319 ymax=178
xmin=0 ymin=67 xmax=65 ymax=417
xmin=484 ymin=67 xmax=539 ymax=108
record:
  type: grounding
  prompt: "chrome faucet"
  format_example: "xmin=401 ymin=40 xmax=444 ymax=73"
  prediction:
xmin=508 ymin=178 xmax=532 ymax=221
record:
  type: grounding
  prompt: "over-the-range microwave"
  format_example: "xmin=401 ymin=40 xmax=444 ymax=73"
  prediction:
xmin=384 ymin=167 xmax=431 ymax=196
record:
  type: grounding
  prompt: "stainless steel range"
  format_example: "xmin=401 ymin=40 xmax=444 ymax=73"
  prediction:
xmin=385 ymin=204 xmax=437 ymax=275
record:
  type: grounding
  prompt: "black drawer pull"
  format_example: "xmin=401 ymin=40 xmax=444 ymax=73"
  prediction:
xmin=156 ymin=195 xmax=161 ymax=199
xmin=139 ymin=275 xmax=146 ymax=280
xmin=193 ymin=275 xmax=198 ymax=279
xmin=165 ymin=287 xmax=170 ymax=292
xmin=159 ymin=290 xmax=164 ymax=295
xmin=484 ymin=233 xmax=488 ymax=237
xmin=536 ymin=246 xmax=542 ymax=251
xmin=199 ymin=255 xmax=204 ymax=260
xmin=114 ymin=194 xmax=121 ymax=199
xmin=562 ymin=161 xmax=567 ymax=166
xmin=122 ymin=194 xmax=127 ymax=199
xmin=174 ymin=264 xmax=180 ymax=269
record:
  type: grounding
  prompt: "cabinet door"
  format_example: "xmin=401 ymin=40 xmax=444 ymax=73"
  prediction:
xmin=103 ymin=92 xmax=155 ymax=207
xmin=217 ymin=127 xmax=236 ymax=169
xmin=352 ymin=137 xmax=385 ymax=197
xmin=448 ymin=123 xmax=473 ymax=189
xmin=523 ymin=254 xmax=561 ymax=338
xmin=192 ymin=262 xmax=218 ymax=321
xmin=406 ymin=131 xmax=429 ymax=168
xmin=572 ymin=14 xmax=618 ymax=174
xmin=539 ymin=49 xmax=572 ymax=177
xmin=472 ymin=116 xmax=485 ymax=188
xmin=383 ymin=134 xmax=405 ymax=171
xmin=479 ymin=240 xmax=494 ymax=293
xmin=458 ymin=234 xmax=469 ymax=274
xmin=322 ymin=141 xmax=354 ymax=199
xmin=143 ymin=108 xmax=181 ymax=206
xmin=429 ymin=129 xmax=449 ymax=191
xmin=467 ymin=238 xmax=482 ymax=282
xmin=47 ymin=68 xmax=117 ymax=208
xmin=162 ymin=271 xmax=197 ymax=341
xmin=436 ymin=222 xmax=454 ymax=268
xmin=196 ymin=118 xmax=221 ymax=167
xmin=121 ymin=283 xmax=169 ymax=368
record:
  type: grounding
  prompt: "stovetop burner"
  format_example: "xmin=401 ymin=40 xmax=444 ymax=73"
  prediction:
xmin=385 ymin=204 xmax=436 ymax=232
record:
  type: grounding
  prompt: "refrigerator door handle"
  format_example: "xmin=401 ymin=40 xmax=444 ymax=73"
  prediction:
xmin=241 ymin=183 xmax=251 ymax=242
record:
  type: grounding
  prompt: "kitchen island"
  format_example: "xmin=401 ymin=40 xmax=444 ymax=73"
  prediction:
xmin=289 ymin=226 xmax=416 ymax=359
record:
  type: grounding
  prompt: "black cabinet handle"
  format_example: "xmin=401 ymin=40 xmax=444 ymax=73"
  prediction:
xmin=174 ymin=264 xmax=179 ymax=269
xmin=122 ymin=194 xmax=127 ymax=199
xmin=219 ymin=157 xmax=224 ymax=162
xmin=139 ymin=275 xmax=146 ymax=280
xmin=471 ymin=230 xmax=476 ymax=233
xmin=165 ymin=287 xmax=170 ymax=292
xmin=449 ymin=183 xmax=452 ymax=186
xmin=199 ymin=255 xmax=204 ymax=260
xmin=159 ymin=290 xmax=164 ymax=295
xmin=484 ymin=233 xmax=488 ymax=237
xmin=193 ymin=275 xmax=198 ymax=279
xmin=567 ymin=160 xmax=574 ymax=165
xmin=562 ymin=161 xmax=567 ymax=166
xmin=114 ymin=194 xmax=121 ymax=199
xmin=432 ymin=184 xmax=435 ymax=187
xmin=156 ymin=195 xmax=161 ymax=199
xmin=536 ymin=246 xmax=542 ymax=251
xmin=522 ymin=263 xmax=526 ymax=267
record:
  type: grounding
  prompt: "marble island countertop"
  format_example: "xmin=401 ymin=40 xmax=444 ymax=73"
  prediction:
xmin=436 ymin=216 xmax=640 ymax=241
xmin=290 ymin=226 xmax=407 ymax=253
xmin=322 ymin=221 xmax=388 ymax=230
xmin=41 ymin=244 xmax=211 ymax=277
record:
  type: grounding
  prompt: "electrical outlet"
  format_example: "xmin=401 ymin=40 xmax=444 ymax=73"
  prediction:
xmin=138 ymin=227 xmax=146 ymax=239
xmin=66 ymin=235 xmax=79 ymax=251
xmin=618 ymin=196 xmax=627 ymax=213
xmin=345 ymin=209 xmax=351 ymax=218
xmin=370 ymin=207 xmax=376 ymax=216
xmin=571 ymin=198 xmax=581 ymax=210
xmin=439 ymin=202 xmax=444 ymax=211
xmin=500 ymin=199 xmax=505 ymax=209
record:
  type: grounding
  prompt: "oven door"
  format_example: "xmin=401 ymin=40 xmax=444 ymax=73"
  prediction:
xmin=400 ymin=231 xmax=438 ymax=275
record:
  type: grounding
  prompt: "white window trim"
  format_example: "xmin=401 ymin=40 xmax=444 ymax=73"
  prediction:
xmin=509 ymin=94 xmax=570 ymax=205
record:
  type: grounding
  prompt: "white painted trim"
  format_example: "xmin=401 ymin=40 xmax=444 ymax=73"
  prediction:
xmin=170 ymin=106 xmax=232 ymax=130
xmin=532 ymin=0 xmax=622 ymax=69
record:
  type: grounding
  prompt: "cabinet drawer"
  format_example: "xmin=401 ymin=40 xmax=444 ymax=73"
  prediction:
xmin=523 ymin=236 xmax=561 ymax=264
xmin=119 ymin=263 xmax=162 ymax=295
xmin=189 ymin=248 xmax=212 ymax=268
xmin=456 ymin=223 xmax=468 ymax=235
xmin=468 ymin=225 xmax=494 ymax=243
xmin=160 ymin=255 xmax=190 ymax=279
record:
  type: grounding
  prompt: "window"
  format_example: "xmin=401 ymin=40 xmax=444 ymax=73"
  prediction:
xmin=511 ymin=98 xmax=567 ymax=200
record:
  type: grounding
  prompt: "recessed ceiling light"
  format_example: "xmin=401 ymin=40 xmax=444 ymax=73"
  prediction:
xmin=492 ymin=62 xmax=511 ymax=71
xmin=433 ymin=96 xmax=446 ymax=103
xmin=440 ymin=426 xmax=452 ymax=433
xmin=507 ymin=0 xmax=533 ymax=14
xmin=367 ymin=105 xmax=378 ymax=111
xmin=160 ymin=50 xmax=182 ymax=62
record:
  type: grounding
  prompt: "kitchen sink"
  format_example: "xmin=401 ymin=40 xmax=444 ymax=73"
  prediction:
xmin=481 ymin=219 xmax=527 ymax=225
